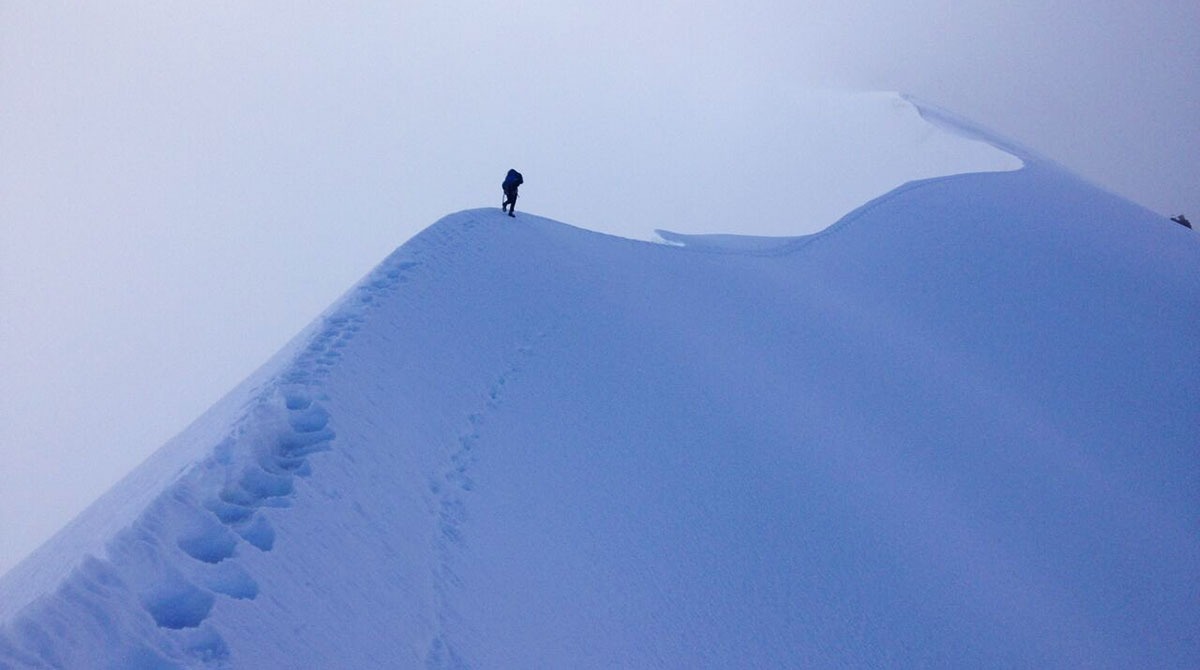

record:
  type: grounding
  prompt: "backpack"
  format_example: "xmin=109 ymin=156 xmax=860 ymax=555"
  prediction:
xmin=503 ymin=169 xmax=523 ymax=190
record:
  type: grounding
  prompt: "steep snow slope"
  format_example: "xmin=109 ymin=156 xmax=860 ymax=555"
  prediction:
xmin=2 ymin=142 xmax=1198 ymax=666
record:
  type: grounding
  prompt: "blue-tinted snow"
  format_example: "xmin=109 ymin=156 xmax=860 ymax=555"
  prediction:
xmin=1 ymin=144 xmax=1197 ymax=667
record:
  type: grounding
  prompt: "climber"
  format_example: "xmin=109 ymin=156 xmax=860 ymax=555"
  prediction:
xmin=502 ymin=169 xmax=523 ymax=217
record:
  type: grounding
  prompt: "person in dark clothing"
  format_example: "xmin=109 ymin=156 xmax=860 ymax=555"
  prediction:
xmin=1170 ymin=214 xmax=1191 ymax=229
xmin=502 ymin=169 xmax=523 ymax=217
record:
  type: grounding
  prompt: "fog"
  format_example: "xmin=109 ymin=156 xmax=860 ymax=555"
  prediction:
xmin=2 ymin=1 xmax=1197 ymax=574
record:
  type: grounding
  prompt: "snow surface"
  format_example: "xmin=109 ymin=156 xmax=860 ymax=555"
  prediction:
xmin=1 ymin=111 xmax=1198 ymax=668
xmin=0 ymin=89 xmax=1025 ymax=580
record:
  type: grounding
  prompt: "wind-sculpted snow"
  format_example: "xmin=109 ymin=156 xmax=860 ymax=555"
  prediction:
xmin=2 ymin=153 xmax=1198 ymax=667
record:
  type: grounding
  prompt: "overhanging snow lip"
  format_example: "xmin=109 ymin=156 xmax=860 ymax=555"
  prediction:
xmin=902 ymin=93 xmax=1036 ymax=166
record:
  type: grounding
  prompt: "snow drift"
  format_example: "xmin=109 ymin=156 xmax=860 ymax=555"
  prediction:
xmin=1 ymin=112 xmax=1198 ymax=668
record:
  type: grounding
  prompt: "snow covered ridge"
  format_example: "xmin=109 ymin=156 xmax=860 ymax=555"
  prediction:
xmin=0 ymin=249 xmax=422 ymax=666
xmin=3 ymin=154 xmax=1199 ymax=666
xmin=519 ymin=90 xmax=1026 ymax=241
xmin=652 ymin=93 xmax=1028 ymax=250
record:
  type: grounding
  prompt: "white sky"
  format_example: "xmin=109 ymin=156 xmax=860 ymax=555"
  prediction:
xmin=1 ymin=1 xmax=1197 ymax=575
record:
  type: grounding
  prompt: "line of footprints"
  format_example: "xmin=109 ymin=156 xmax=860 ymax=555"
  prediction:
xmin=0 ymin=251 xmax=445 ymax=666
xmin=127 ymin=255 xmax=425 ymax=663
xmin=424 ymin=337 xmax=541 ymax=669
xmin=136 ymin=386 xmax=335 ymax=638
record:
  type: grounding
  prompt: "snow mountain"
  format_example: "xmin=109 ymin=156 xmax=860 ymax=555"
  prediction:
xmin=1 ymin=107 xmax=1198 ymax=669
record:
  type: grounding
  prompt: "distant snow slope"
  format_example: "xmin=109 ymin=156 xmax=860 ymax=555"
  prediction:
xmin=2 ymin=118 xmax=1197 ymax=668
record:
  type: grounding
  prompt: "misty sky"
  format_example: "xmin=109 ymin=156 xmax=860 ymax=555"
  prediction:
xmin=2 ymin=2 xmax=1197 ymax=574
